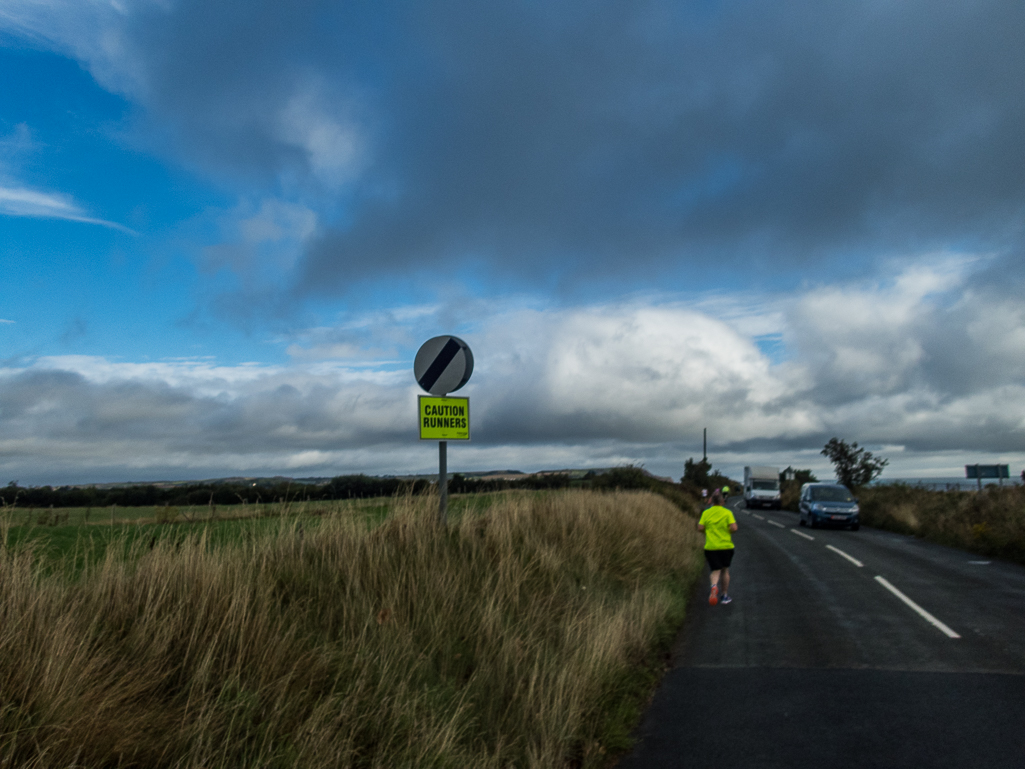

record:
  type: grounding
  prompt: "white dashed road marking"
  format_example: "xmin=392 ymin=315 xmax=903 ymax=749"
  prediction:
xmin=874 ymin=576 xmax=961 ymax=639
xmin=753 ymin=514 xmax=765 ymax=520
xmin=758 ymin=516 xmax=962 ymax=641
xmin=826 ymin=544 xmax=864 ymax=568
xmin=968 ymin=561 xmax=991 ymax=565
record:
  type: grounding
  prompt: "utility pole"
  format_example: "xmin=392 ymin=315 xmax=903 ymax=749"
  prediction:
xmin=703 ymin=427 xmax=707 ymax=462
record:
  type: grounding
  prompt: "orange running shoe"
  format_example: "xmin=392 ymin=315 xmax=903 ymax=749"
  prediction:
xmin=709 ymin=584 xmax=719 ymax=606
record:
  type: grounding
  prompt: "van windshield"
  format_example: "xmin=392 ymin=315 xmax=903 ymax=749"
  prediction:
xmin=809 ymin=486 xmax=854 ymax=502
xmin=752 ymin=480 xmax=779 ymax=490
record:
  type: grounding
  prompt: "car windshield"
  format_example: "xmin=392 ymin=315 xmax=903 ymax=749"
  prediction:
xmin=810 ymin=486 xmax=854 ymax=502
xmin=752 ymin=480 xmax=779 ymax=490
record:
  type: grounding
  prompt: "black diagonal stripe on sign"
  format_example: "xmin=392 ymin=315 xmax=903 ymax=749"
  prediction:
xmin=418 ymin=338 xmax=461 ymax=393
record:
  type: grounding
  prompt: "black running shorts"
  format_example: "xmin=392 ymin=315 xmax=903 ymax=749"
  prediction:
xmin=704 ymin=548 xmax=734 ymax=571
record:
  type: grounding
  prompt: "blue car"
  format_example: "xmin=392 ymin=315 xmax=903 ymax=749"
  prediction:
xmin=798 ymin=483 xmax=860 ymax=530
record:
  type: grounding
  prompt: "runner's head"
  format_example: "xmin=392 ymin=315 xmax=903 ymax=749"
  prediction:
xmin=710 ymin=489 xmax=724 ymax=505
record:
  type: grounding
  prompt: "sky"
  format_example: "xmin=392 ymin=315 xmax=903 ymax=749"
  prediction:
xmin=1 ymin=0 xmax=1024 ymax=486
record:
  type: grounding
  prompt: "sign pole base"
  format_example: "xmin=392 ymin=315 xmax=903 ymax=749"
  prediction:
xmin=439 ymin=440 xmax=448 ymax=525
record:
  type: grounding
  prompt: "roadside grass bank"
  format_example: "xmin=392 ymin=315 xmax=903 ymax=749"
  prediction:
xmin=0 ymin=489 xmax=701 ymax=768
xmin=856 ymin=484 xmax=1025 ymax=565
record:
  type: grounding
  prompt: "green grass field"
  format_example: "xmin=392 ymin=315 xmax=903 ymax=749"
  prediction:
xmin=0 ymin=497 xmax=397 ymax=575
xmin=0 ymin=492 xmax=572 ymax=570
xmin=0 ymin=489 xmax=703 ymax=768
xmin=2 ymin=497 xmax=392 ymax=530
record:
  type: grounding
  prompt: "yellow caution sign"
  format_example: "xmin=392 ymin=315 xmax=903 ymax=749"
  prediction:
xmin=419 ymin=396 xmax=470 ymax=440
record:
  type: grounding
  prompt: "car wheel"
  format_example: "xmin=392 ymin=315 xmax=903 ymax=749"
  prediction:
xmin=851 ymin=524 xmax=860 ymax=531
xmin=799 ymin=517 xmax=805 ymax=527
xmin=809 ymin=517 xmax=817 ymax=529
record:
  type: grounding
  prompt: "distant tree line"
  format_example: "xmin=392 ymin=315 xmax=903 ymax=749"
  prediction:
xmin=452 ymin=467 xmax=702 ymax=494
xmin=0 ymin=470 xmax=670 ymax=509
xmin=0 ymin=476 xmax=435 ymax=509
xmin=446 ymin=473 xmax=574 ymax=494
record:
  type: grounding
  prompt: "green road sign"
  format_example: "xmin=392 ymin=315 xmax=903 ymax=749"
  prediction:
xmin=419 ymin=396 xmax=470 ymax=440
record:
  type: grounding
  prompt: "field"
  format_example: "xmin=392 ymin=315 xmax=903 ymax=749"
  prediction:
xmin=0 ymin=498 xmax=396 ymax=571
xmin=1 ymin=497 xmax=394 ymax=532
xmin=0 ymin=489 xmax=702 ymax=768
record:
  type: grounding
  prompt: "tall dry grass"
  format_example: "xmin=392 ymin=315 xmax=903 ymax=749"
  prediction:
xmin=858 ymin=484 xmax=1025 ymax=564
xmin=0 ymin=489 xmax=700 ymax=768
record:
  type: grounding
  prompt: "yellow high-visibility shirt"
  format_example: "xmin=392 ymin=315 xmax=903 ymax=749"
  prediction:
xmin=698 ymin=505 xmax=736 ymax=550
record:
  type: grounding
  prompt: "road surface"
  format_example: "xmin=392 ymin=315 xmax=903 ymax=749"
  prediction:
xmin=616 ymin=500 xmax=1025 ymax=768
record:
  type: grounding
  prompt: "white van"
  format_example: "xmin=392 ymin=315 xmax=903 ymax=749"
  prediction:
xmin=744 ymin=466 xmax=781 ymax=509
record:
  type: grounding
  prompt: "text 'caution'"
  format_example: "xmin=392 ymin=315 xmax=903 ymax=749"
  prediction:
xmin=419 ymin=396 xmax=470 ymax=441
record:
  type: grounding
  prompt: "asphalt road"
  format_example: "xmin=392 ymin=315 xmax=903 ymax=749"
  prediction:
xmin=616 ymin=499 xmax=1025 ymax=768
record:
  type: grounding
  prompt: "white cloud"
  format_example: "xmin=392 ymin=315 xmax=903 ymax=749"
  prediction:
xmin=202 ymin=198 xmax=319 ymax=275
xmin=0 ymin=0 xmax=147 ymax=95
xmin=275 ymin=80 xmax=367 ymax=189
xmin=1 ymin=256 xmax=1024 ymax=484
xmin=285 ymin=343 xmax=396 ymax=362
xmin=965 ymin=299 xmax=1025 ymax=364
xmin=0 ymin=122 xmax=36 ymax=159
xmin=237 ymin=199 xmax=318 ymax=246
xmin=0 ymin=185 xmax=133 ymax=231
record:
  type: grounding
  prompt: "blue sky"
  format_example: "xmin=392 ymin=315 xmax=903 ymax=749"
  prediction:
xmin=2 ymin=0 xmax=1024 ymax=486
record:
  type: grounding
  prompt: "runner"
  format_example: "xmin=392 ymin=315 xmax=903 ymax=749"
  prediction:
xmin=697 ymin=488 xmax=738 ymax=605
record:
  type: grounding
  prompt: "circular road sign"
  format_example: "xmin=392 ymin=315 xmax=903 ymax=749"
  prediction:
xmin=414 ymin=336 xmax=474 ymax=395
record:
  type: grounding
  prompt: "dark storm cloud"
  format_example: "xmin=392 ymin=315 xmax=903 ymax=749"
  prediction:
xmin=296 ymin=0 xmax=1025 ymax=289
xmin=28 ymin=0 xmax=1025 ymax=289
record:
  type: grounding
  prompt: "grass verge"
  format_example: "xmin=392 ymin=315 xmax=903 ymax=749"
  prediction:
xmin=857 ymin=484 xmax=1025 ymax=565
xmin=0 ymin=489 xmax=701 ymax=768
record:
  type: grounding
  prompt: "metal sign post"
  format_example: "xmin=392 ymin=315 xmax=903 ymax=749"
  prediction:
xmin=414 ymin=336 xmax=474 ymax=525
xmin=439 ymin=439 xmax=447 ymax=523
